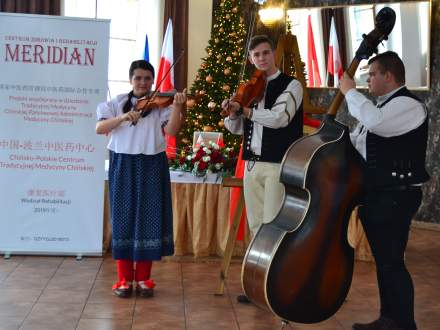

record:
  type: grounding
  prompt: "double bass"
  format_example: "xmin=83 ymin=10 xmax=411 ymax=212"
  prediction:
xmin=241 ymin=8 xmax=396 ymax=323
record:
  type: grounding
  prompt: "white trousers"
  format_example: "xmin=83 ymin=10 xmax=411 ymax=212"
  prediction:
xmin=243 ymin=161 xmax=285 ymax=235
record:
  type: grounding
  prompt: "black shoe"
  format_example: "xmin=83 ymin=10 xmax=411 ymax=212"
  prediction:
xmin=237 ymin=294 xmax=250 ymax=303
xmin=136 ymin=280 xmax=155 ymax=298
xmin=352 ymin=316 xmax=402 ymax=330
xmin=112 ymin=282 xmax=133 ymax=298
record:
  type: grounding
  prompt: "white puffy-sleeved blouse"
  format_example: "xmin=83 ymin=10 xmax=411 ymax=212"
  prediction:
xmin=96 ymin=93 xmax=172 ymax=155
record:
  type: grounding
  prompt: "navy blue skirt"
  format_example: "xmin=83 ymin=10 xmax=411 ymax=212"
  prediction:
xmin=108 ymin=151 xmax=174 ymax=261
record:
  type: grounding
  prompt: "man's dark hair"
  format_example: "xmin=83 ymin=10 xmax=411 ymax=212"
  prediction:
xmin=368 ymin=51 xmax=405 ymax=84
xmin=249 ymin=35 xmax=275 ymax=51
xmin=129 ymin=59 xmax=155 ymax=79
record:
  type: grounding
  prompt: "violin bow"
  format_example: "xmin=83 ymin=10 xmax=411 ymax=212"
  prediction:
xmin=222 ymin=0 xmax=264 ymax=116
xmin=238 ymin=0 xmax=266 ymax=81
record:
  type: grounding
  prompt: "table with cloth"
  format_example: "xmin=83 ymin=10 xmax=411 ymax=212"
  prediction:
xmin=103 ymin=171 xmax=251 ymax=258
xmin=103 ymin=171 xmax=371 ymax=261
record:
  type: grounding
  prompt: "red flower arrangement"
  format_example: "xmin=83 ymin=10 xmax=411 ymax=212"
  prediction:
xmin=170 ymin=141 xmax=237 ymax=177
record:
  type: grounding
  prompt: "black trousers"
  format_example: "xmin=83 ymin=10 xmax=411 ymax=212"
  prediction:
xmin=359 ymin=188 xmax=422 ymax=330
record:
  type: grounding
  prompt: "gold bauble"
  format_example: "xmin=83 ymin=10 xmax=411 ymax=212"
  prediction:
xmin=232 ymin=51 xmax=238 ymax=57
xmin=222 ymin=84 xmax=230 ymax=92
xmin=214 ymin=38 xmax=219 ymax=44
xmin=199 ymin=90 xmax=206 ymax=95
xmin=224 ymin=68 xmax=231 ymax=75
xmin=232 ymin=7 xmax=238 ymax=13
xmin=182 ymin=138 xmax=190 ymax=144
xmin=218 ymin=120 xmax=225 ymax=128
xmin=226 ymin=56 xmax=232 ymax=62
xmin=206 ymin=75 xmax=213 ymax=83
xmin=208 ymin=101 xmax=217 ymax=109
xmin=197 ymin=114 xmax=203 ymax=119
xmin=216 ymin=54 xmax=222 ymax=60
xmin=200 ymin=62 xmax=206 ymax=69
xmin=226 ymin=14 xmax=230 ymax=19
xmin=229 ymin=32 xmax=236 ymax=37
xmin=203 ymin=125 xmax=214 ymax=132
xmin=219 ymin=27 xmax=224 ymax=33
xmin=186 ymin=99 xmax=196 ymax=109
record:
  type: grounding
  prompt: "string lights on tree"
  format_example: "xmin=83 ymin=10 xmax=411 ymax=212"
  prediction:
xmin=179 ymin=0 xmax=247 ymax=150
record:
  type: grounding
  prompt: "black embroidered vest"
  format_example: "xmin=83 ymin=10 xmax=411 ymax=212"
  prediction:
xmin=365 ymin=87 xmax=429 ymax=188
xmin=242 ymin=73 xmax=303 ymax=163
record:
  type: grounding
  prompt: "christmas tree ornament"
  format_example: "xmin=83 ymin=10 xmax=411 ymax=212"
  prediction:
xmin=214 ymin=38 xmax=219 ymax=44
xmin=226 ymin=56 xmax=232 ymax=62
xmin=232 ymin=7 xmax=238 ymax=13
xmin=198 ymin=114 xmax=203 ymax=119
xmin=222 ymin=84 xmax=230 ymax=92
xmin=208 ymin=101 xmax=217 ymax=109
xmin=219 ymin=27 xmax=224 ymax=33
xmin=205 ymin=75 xmax=213 ymax=83
xmin=226 ymin=14 xmax=230 ymax=19
xmin=203 ymin=125 xmax=214 ymax=132
xmin=224 ymin=68 xmax=231 ymax=75
xmin=218 ymin=120 xmax=225 ymax=127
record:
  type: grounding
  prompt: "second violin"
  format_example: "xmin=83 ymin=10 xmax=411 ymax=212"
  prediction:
xmin=221 ymin=69 xmax=266 ymax=117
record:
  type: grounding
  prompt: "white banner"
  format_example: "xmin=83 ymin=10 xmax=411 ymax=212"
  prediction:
xmin=0 ymin=13 xmax=110 ymax=256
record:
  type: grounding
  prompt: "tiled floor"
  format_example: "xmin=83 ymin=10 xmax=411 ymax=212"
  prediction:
xmin=0 ymin=227 xmax=439 ymax=330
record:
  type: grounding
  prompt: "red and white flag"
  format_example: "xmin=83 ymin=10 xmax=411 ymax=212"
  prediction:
xmin=307 ymin=15 xmax=321 ymax=87
xmin=157 ymin=19 xmax=174 ymax=92
xmin=156 ymin=19 xmax=176 ymax=158
xmin=327 ymin=16 xmax=343 ymax=86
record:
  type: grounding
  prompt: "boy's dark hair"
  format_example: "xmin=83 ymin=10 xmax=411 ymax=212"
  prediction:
xmin=249 ymin=35 xmax=275 ymax=51
xmin=368 ymin=51 xmax=405 ymax=84
xmin=129 ymin=59 xmax=155 ymax=79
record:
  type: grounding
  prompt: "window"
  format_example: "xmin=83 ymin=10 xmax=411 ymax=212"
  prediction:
xmin=63 ymin=0 xmax=163 ymax=99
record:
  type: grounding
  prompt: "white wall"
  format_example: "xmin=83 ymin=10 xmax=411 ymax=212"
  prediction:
xmin=188 ymin=0 xmax=213 ymax=87
xmin=138 ymin=0 xmax=164 ymax=84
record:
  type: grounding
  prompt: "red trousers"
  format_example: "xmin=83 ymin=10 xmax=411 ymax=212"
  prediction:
xmin=117 ymin=260 xmax=152 ymax=282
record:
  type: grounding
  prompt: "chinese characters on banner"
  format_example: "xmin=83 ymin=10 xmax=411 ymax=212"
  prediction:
xmin=0 ymin=13 xmax=110 ymax=255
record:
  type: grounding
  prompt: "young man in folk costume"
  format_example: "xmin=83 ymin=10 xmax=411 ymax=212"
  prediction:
xmin=221 ymin=34 xmax=304 ymax=303
xmin=340 ymin=51 xmax=429 ymax=330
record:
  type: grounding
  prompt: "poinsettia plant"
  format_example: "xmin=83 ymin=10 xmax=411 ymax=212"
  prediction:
xmin=169 ymin=141 xmax=237 ymax=177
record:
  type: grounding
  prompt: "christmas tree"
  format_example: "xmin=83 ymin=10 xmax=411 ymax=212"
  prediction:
xmin=179 ymin=0 xmax=247 ymax=150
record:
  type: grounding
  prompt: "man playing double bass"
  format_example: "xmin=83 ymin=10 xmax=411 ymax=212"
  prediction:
xmin=221 ymin=34 xmax=304 ymax=304
xmin=340 ymin=51 xmax=429 ymax=330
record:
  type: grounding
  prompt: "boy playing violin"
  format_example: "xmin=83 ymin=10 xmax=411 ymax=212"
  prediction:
xmin=221 ymin=35 xmax=304 ymax=303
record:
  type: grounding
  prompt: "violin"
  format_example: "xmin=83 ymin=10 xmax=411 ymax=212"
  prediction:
xmin=135 ymin=91 xmax=178 ymax=113
xmin=221 ymin=69 xmax=266 ymax=117
xmin=135 ymin=90 xmax=199 ymax=113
